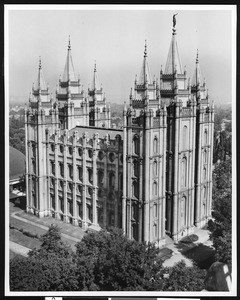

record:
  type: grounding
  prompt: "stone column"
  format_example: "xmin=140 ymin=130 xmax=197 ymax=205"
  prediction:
xmin=72 ymin=138 xmax=78 ymax=226
xmin=122 ymin=114 xmax=127 ymax=234
xmin=54 ymin=142 xmax=60 ymax=219
xmin=144 ymin=112 xmax=150 ymax=243
xmin=138 ymin=157 xmax=143 ymax=242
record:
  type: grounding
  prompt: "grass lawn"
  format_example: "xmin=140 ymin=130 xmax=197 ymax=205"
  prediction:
xmin=10 ymin=217 xmax=47 ymax=238
xmin=10 ymin=228 xmax=41 ymax=250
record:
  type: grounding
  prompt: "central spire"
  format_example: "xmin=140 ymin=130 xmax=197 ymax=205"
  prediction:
xmin=139 ymin=40 xmax=152 ymax=85
xmin=62 ymin=36 xmax=77 ymax=82
xmin=164 ymin=15 xmax=183 ymax=75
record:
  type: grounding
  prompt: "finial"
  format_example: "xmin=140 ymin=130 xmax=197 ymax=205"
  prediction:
xmin=39 ymin=56 xmax=42 ymax=69
xmin=68 ymin=35 xmax=71 ymax=50
xmin=196 ymin=49 xmax=199 ymax=63
xmin=94 ymin=60 xmax=96 ymax=72
xmin=173 ymin=13 xmax=178 ymax=30
xmin=124 ymin=101 xmax=127 ymax=112
xmin=135 ymin=74 xmax=137 ymax=83
xmin=144 ymin=40 xmax=147 ymax=57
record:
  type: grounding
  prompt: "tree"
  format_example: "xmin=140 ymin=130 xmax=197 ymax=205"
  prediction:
xmin=161 ymin=261 xmax=207 ymax=291
xmin=208 ymin=157 xmax=232 ymax=266
xmin=10 ymin=225 xmax=78 ymax=291
xmin=75 ymin=227 xmax=163 ymax=291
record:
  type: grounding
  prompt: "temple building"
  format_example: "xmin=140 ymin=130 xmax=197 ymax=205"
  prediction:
xmin=25 ymin=20 xmax=214 ymax=246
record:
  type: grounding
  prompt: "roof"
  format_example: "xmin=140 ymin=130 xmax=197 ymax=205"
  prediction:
xmin=164 ymin=31 xmax=183 ymax=74
xmin=9 ymin=146 xmax=26 ymax=181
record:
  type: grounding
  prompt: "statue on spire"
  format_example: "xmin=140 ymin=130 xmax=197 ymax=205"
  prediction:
xmin=173 ymin=13 xmax=178 ymax=28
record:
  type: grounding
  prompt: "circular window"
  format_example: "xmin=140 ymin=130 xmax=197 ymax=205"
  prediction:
xmin=98 ymin=151 xmax=104 ymax=160
xmin=69 ymin=147 xmax=73 ymax=155
xmin=88 ymin=149 xmax=93 ymax=158
xmin=109 ymin=152 xmax=115 ymax=162
xmin=59 ymin=145 xmax=64 ymax=153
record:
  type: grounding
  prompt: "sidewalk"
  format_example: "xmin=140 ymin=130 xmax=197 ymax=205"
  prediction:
xmin=9 ymin=241 xmax=31 ymax=257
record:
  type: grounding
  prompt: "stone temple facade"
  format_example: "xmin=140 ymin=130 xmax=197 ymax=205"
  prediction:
xmin=25 ymin=22 xmax=214 ymax=246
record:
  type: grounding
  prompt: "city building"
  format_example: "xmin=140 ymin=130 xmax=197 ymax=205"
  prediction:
xmin=25 ymin=20 xmax=214 ymax=246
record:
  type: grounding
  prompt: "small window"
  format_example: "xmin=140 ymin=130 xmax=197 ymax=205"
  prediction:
xmin=51 ymin=144 xmax=55 ymax=152
xmin=78 ymin=166 xmax=83 ymax=181
xmin=133 ymin=135 xmax=140 ymax=155
xmin=109 ymin=152 xmax=115 ymax=162
xmin=88 ymin=168 xmax=93 ymax=184
xmin=78 ymin=148 xmax=83 ymax=156
xmin=50 ymin=178 xmax=55 ymax=187
xmin=68 ymin=182 xmax=72 ymax=192
xmin=153 ymin=137 xmax=158 ymax=154
xmin=153 ymin=181 xmax=158 ymax=196
xmin=98 ymin=151 xmax=104 ymax=160
xmin=59 ymin=162 xmax=64 ymax=177
xmin=50 ymin=161 xmax=55 ymax=176
xmin=68 ymin=164 xmax=73 ymax=179
xmin=59 ymin=180 xmax=63 ymax=190
xmin=77 ymin=185 xmax=82 ymax=195
xmin=153 ymin=203 xmax=157 ymax=218
xmin=204 ymin=130 xmax=208 ymax=145
xmin=69 ymin=147 xmax=73 ymax=155
xmin=153 ymin=160 xmax=158 ymax=177
xmin=88 ymin=149 xmax=93 ymax=158
xmin=109 ymin=172 xmax=115 ymax=187
xmin=153 ymin=223 xmax=157 ymax=238
xmin=88 ymin=187 xmax=93 ymax=196
xmin=120 ymin=154 xmax=123 ymax=164
xmin=59 ymin=145 xmax=64 ymax=153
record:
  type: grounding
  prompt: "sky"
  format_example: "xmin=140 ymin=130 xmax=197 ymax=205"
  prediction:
xmin=6 ymin=5 xmax=235 ymax=105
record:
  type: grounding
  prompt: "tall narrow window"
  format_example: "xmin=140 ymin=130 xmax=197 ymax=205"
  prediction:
xmin=180 ymin=196 xmax=186 ymax=228
xmin=203 ymin=186 xmax=207 ymax=199
xmin=133 ymin=160 xmax=139 ymax=177
xmin=109 ymin=172 xmax=115 ymax=188
xmin=68 ymin=164 xmax=73 ymax=180
xmin=133 ymin=181 xmax=139 ymax=198
xmin=204 ymin=150 xmax=207 ymax=163
xmin=153 ymin=160 xmax=158 ymax=177
xmin=153 ymin=223 xmax=158 ymax=238
xmin=203 ymin=167 xmax=207 ymax=181
xmin=182 ymin=125 xmax=188 ymax=150
xmin=153 ymin=181 xmax=158 ymax=196
xmin=98 ymin=169 xmax=104 ymax=186
xmin=78 ymin=166 xmax=83 ymax=181
xmin=133 ymin=135 xmax=140 ymax=155
xmin=153 ymin=203 xmax=157 ymax=218
xmin=50 ymin=161 xmax=55 ymax=176
xmin=88 ymin=168 xmax=93 ymax=184
xmin=181 ymin=157 xmax=187 ymax=187
xmin=59 ymin=162 xmax=64 ymax=177
xmin=204 ymin=130 xmax=208 ymax=145
xmin=153 ymin=137 xmax=158 ymax=154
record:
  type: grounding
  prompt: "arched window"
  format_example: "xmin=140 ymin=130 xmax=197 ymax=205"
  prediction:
xmin=133 ymin=160 xmax=139 ymax=177
xmin=202 ymin=202 xmax=206 ymax=217
xmin=98 ymin=169 xmax=104 ymax=186
xmin=88 ymin=149 xmax=93 ymax=159
xmin=68 ymin=199 xmax=73 ymax=215
xmin=133 ymin=181 xmax=139 ymax=198
xmin=50 ymin=161 xmax=55 ymax=176
xmin=181 ymin=157 xmax=187 ymax=187
xmin=59 ymin=162 xmax=64 ymax=177
xmin=98 ymin=151 xmax=104 ymax=160
xmin=153 ymin=223 xmax=158 ymax=238
xmin=131 ymin=223 xmax=138 ymax=240
xmin=88 ymin=168 xmax=93 ymax=184
xmin=203 ymin=167 xmax=207 ymax=181
xmin=153 ymin=203 xmax=157 ymax=218
xmin=153 ymin=137 xmax=158 ymax=154
xmin=132 ymin=202 xmax=138 ymax=221
xmin=59 ymin=145 xmax=64 ymax=154
xmin=78 ymin=166 xmax=83 ymax=181
xmin=68 ymin=147 xmax=73 ymax=155
xmin=204 ymin=130 xmax=208 ymax=145
xmin=68 ymin=164 xmax=73 ymax=179
xmin=59 ymin=196 xmax=64 ymax=212
xmin=51 ymin=144 xmax=55 ymax=152
xmin=153 ymin=160 xmax=158 ymax=177
xmin=204 ymin=150 xmax=207 ymax=163
xmin=180 ymin=196 xmax=186 ymax=228
xmin=133 ymin=135 xmax=140 ymax=155
xmin=153 ymin=181 xmax=158 ymax=196
xmin=109 ymin=152 xmax=115 ymax=162
xmin=78 ymin=148 xmax=83 ymax=156
xmin=203 ymin=186 xmax=207 ymax=199
xmin=50 ymin=194 xmax=55 ymax=210
xmin=109 ymin=172 xmax=115 ymax=188
xmin=182 ymin=125 xmax=188 ymax=150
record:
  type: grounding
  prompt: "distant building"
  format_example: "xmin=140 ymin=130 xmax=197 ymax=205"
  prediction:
xmin=25 ymin=20 xmax=214 ymax=245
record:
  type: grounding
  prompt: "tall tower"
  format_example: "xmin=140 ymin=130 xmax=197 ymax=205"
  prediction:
xmin=25 ymin=58 xmax=59 ymax=217
xmin=192 ymin=51 xmax=214 ymax=228
xmin=123 ymin=42 xmax=167 ymax=247
xmin=161 ymin=17 xmax=197 ymax=241
xmin=56 ymin=37 xmax=88 ymax=129
xmin=88 ymin=62 xmax=111 ymax=128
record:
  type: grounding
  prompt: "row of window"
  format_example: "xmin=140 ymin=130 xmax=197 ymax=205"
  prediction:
xmin=49 ymin=144 xmax=122 ymax=163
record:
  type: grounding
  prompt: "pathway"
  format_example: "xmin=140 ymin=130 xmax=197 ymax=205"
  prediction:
xmin=9 ymin=241 xmax=31 ymax=257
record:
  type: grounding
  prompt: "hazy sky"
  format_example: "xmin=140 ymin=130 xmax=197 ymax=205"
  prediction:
xmin=6 ymin=5 xmax=235 ymax=105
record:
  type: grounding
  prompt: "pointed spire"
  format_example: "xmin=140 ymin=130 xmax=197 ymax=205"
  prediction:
xmin=139 ymin=40 xmax=152 ymax=85
xmin=62 ymin=36 xmax=77 ymax=82
xmin=191 ymin=49 xmax=203 ymax=86
xmin=91 ymin=61 xmax=101 ymax=91
xmin=34 ymin=56 xmax=47 ymax=91
xmin=164 ymin=16 xmax=183 ymax=74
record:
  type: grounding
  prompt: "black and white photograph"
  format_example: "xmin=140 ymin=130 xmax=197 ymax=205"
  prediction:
xmin=5 ymin=4 xmax=236 ymax=297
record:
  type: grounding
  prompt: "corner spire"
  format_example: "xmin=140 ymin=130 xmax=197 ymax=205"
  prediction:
xmin=139 ymin=41 xmax=152 ymax=85
xmin=68 ymin=35 xmax=71 ymax=50
xmin=91 ymin=61 xmax=101 ymax=91
xmin=35 ymin=56 xmax=47 ymax=91
xmin=191 ymin=49 xmax=203 ymax=86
